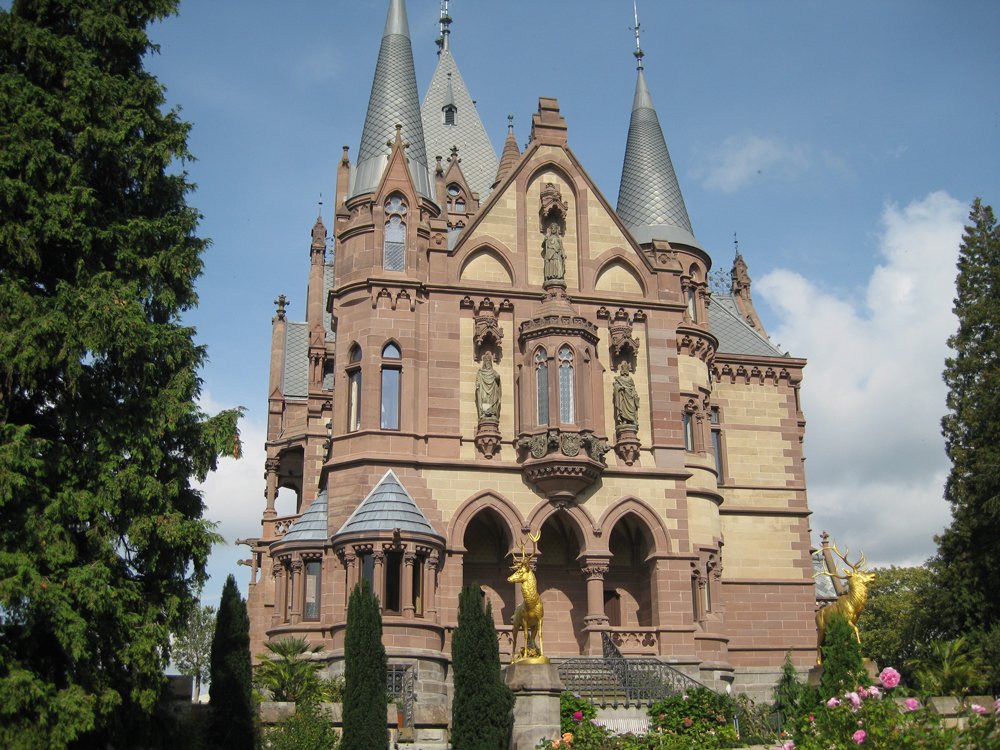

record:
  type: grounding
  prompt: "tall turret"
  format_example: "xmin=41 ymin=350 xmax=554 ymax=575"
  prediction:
xmin=351 ymin=0 xmax=431 ymax=199
xmin=616 ymin=7 xmax=701 ymax=251
xmin=421 ymin=0 xmax=498 ymax=200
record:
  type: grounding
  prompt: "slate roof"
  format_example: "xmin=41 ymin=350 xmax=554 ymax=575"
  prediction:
xmin=421 ymin=49 xmax=498 ymax=199
xmin=335 ymin=470 xmax=441 ymax=539
xmin=351 ymin=0 xmax=431 ymax=199
xmin=282 ymin=321 xmax=309 ymax=398
xmin=813 ymin=551 xmax=840 ymax=600
xmin=617 ymin=68 xmax=702 ymax=251
xmin=323 ymin=261 xmax=336 ymax=342
xmin=280 ymin=491 xmax=329 ymax=543
xmin=709 ymin=295 xmax=785 ymax=358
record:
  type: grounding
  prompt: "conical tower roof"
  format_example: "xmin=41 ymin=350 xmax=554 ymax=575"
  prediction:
xmin=421 ymin=9 xmax=498 ymax=199
xmin=352 ymin=0 xmax=431 ymax=198
xmin=279 ymin=491 xmax=328 ymax=543
xmin=493 ymin=116 xmax=521 ymax=189
xmin=616 ymin=65 xmax=701 ymax=250
xmin=334 ymin=470 xmax=441 ymax=539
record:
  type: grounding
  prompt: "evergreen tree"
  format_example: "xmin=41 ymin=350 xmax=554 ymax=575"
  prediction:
xmin=173 ymin=602 xmax=216 ymax=703
xmin=772 ymin=651 xmax=802 ymax=727
xmin=208 ymin=575 xmax=255 ymax=749
xmin=451 ymin=583 xmax=514 ymax=750
xmin=938 ymin=198 xmax=1000 ymax=631
xmin=342 ymin=580 xmax=387 ymax=750
xmin=0 ymin=2 xmax=241 ymax=747
xmin=818 ymin=613 xmax=867 ymax=700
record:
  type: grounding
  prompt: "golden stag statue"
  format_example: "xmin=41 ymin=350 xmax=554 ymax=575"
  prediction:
xmin=814 ymin=544 xmax=875 ymax=664
xmin=508 ymin=531 xmax=546 ymax=664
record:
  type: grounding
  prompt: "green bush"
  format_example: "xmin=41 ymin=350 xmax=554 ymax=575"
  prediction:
xmin=341 ymin=580 xmax=387 ymax=750
xmin=265 ymin=703 xmax=340 ymax=750
xmin=818 ymin=613 xmax=867 ymax=701
xmin=647 ymin=688 xmax=738 ymax=749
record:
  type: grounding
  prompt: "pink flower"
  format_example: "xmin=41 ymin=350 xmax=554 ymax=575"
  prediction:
xmin=995 ymin=698 xmax=1000 ymax=715
xmin=853 ymin=729 xmax=867 ymax=744
xmin=572 ymin=710 xmax=584 ymax=722
xmin=826 ymin=697 xmax=841 ymax=708
xmin=878 ymin=667 xmax=901 ymax=688
xmin=845 ymin=691 xmax=862 ymax=712
xmin=904 ymin=698 xmax=920 ymax=711
xmin=781 ymin=742 xmax=795 ymax=750
xmin=971 ymin=704 xmax=987 ymax=715
xmin=858 ymin=687 xmax=870 ymax=699
xmin=868 ymin=686 xmax=881 ymax=698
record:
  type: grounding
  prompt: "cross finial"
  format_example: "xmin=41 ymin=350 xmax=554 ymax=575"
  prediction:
xmin=449 ymin=145 xmax=460 ymax=163
xmin=733 ymin=232 xmax=739 ymax=258
xmin=632 ymin=0 xmax=644 ymax=70
xmin=274 ymin=294 xmax=289 ymax=320
xmin=438 ymin=0 xmax=452 ymax=54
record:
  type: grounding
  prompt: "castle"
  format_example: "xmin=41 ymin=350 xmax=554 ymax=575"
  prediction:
xmin=242 ymin=0 xmax=816 ymax=725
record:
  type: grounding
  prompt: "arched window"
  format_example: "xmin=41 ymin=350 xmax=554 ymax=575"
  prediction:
xmin=347 ymin=345 xmax=362 ymax=432
xmin=558 ymin=345 xmax=575 ymax=423
xmin=686 ymin=287 xmax=698 ymax=322
xmin=682 ymin=412 xmax=694 ymax=451
xmin=380 ymin=343 xmax=401 ymax=430
xmin=443 ymin=104 xmax=456 ymax=126
xmin=534 ymin=347 xmax=549 ymax=425
xmin=383 ymin=195 xmax=407 ymax=271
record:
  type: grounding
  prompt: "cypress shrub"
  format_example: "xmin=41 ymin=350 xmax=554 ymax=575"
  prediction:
xmin=208 ymin=575 xmax=256 ymax=749
xmin=819 ymin=613 xmax=867 ymax=700
xmin=342 ymin=580 xmax=387 ymax=750
xmin=451 ymin=583 xmax=514 ymax=750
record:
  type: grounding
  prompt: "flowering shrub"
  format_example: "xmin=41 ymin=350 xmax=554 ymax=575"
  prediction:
xmin=647 ymin=688 xmax=738 ymax=749
xmin=786 ymin=667 xmax=1000 ymax=749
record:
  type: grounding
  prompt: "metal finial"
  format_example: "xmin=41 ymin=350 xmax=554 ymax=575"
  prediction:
xmin=318 ymin=193 xmax=323 ymax=209
xmin=507 ymin=114 xmax=514 ymax=133
xmin=438 ymin=0 xmax=451 ymax=53
xmin=733 ymin=232 xmax=740 ymax=258
xmin=632 ymin=0 xmax=644 ymax=70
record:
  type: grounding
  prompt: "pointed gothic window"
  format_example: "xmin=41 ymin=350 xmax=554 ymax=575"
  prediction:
xmin=534 ymin=347 xmax=549 ymax=425
xmin=383 ymin=195 xmax=407 ymax=271
xmin=558 ymin=345 xmax=575 ymax=423
xmin=682 ymin=412 xmax=694 ymax=451
xmin=380 ymin=342 xmax=401 ymax=430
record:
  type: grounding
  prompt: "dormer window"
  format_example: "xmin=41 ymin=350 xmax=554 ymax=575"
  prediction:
xmin=443 ymin=104 xmax=457 ymax=126
xmin=383 ymin=195 xmax=407 ymax=271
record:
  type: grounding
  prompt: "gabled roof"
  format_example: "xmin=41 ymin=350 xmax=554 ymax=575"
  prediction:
xmin=352 ymin=0 xmax=431 ymax=199
xmin=709 ymin=294 xmax=785 ymax=358
xmin=421 ymin=50 xmax=498 ymax=199
xmin=280 ymin=491 xmax=329 ymax=543
xmin=617 ymin=68 xmax=701 ymax=251
xmin=334 ymin=470 xmax=441 ymax=539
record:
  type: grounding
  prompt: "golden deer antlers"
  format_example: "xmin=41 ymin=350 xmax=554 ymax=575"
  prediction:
xmin=814 ymin=543 xmax=867 ymax=580
xmin=512 ymin=531 xmax=541 ymax=568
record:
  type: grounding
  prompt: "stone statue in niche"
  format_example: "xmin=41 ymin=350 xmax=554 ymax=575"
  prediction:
xmin=612 ymin=361 xmax=639 ymax=427
xmin=475 ymin=352 xmax=502 ymax=422
xmin=542 ymin=222 xmax=565 ymax=283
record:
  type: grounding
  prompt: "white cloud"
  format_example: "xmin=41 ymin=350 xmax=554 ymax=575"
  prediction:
xmin=756 ymin=191 xmax=966 ymax=566
xmin=693 ymin=134 xmax=810 ymax=193
xmin=195 ymin=393 xmax=267 ymax=602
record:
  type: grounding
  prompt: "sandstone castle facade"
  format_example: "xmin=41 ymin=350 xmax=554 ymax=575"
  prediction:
xmin=242 ymin=0 xmax=816 ymax=716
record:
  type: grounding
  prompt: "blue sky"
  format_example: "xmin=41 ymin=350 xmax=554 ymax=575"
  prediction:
xmin=141 ymin=0 xmax=999 ymax=605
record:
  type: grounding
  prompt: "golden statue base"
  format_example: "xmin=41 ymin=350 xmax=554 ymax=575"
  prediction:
xmin=511 ymin=648 xmax=549 ymax=665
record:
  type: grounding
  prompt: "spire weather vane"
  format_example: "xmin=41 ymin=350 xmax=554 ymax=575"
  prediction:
xmin=632 ymin=0 xmax=644 ymax=70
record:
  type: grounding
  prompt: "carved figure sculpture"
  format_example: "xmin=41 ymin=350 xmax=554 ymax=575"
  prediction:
xmin=475 ymin=352 xmax=501 ymax=421
xmin=814 ymin=544 xmax=875 ymax=664
xmin=612 ymin=361 xmax=639 ymax=427
xmin=542 ymin=222 xmax=565 ymax=282
xmin=508 ymin=531 xmax=545 ymax=663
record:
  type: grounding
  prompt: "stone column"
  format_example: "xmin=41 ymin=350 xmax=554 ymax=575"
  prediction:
xmin=289 ymin=557 xmax=303 ymax=624
xmin=264 ymin=457 xmax=280 ymax=521
xmin=402 ymin=550 xmax=416 ymax=617
xmin=581 ymin=559 xmax=610 ymax=656
xmin=372 ymin=550 xmax=386 ymax=610
xmin=272 ymin=564 xmax=286 ymax=627
xmin=425 ymin=551 xmax=439 ymax=621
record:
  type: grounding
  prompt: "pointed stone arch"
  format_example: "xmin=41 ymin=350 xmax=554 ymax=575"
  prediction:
xmin=447 ymin=490 xmax=525 ymax=553
xmin=458 ymin=243 xmax=516 ymax=286
xmin=597 ymin=496 xmax=672 ymax=555
xmin=593 ymin=254 xmax=647 ymax=296
xmin=525 ymin=501 xmax=598 ymax=557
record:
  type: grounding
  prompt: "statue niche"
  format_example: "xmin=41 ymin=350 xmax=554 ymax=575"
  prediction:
xmin=612 ymin=361 xmax=641 ymax=465
xmin=538 ymin=182 xmax=568 ymax=286
xmin=474 ymin=351 xmax=502 ymax=459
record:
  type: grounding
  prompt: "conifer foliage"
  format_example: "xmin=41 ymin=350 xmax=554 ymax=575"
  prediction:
xmin=342 ymin=580 xmax=387 ymax=750
xmin=0 ymin=1 xmax=241 ymax=747
xmin=939 ymin=198 xmax=1000 ymax=631
xmin=208 ymin=575 xmax=256 ymax=749
xmin=451 ymin=583 xmax=514 ymax=750
xmin=818 ymin=613 xmax=867 ymax=700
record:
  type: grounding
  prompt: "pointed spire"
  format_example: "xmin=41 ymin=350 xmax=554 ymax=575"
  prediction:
xmin=493 ymin=115 xmax=521 ymax=189
xmin=421 ymin=1 xmax=498 ymax=199
xmin=352 ymin=0 xmax=430 ymax=198
xmin=616 ymin=16 xmax=701 ymax=250
xmin=632 ymin=0 xmax=644 ymax=71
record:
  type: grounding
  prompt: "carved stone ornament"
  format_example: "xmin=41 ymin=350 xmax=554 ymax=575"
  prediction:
xmin=516 ymin=429 xmax=610 ymax=503
xmin=474 ymin=421 xmax=502 ymax=459
xmin=538 ymin=181 xmax=568 ymax=230
xmin=614 ymin=426 xmax=640 ymax=466
xmin=609 ymin=310 xmax=640 ymax=361
xmin=474 ymin=311 xmax=502 ymax=350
